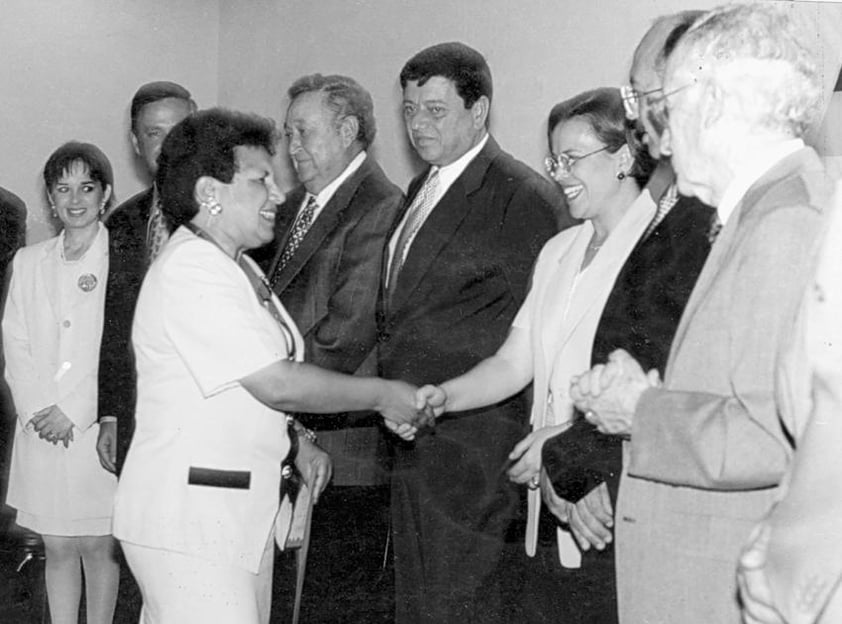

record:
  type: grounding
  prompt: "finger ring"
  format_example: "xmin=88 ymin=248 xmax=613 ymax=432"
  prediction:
xmin=585 ymin=410 xmax=595 ymax=420
xmin=528 ymin=476 xmax=540 ymax=490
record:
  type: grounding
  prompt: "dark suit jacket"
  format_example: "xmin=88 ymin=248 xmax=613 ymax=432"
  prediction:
xmin=258 ymin=155 xmax=403 ymax=485
xmin=0 ymin=186 xmax=26 ymax=473
xmin=97 ymin=187 xmax=154 ymax=473
xmin=543 ymin=194 xmax=713 ymax=503
xmin=377 ymin=136 xmax=561 ymax=622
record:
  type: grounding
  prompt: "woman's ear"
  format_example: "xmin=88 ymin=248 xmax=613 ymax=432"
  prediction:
xmin=102 ymin=184 xmax=113 ymax=208
xmin=617 ymin=143 xmax=633 ymax=176
xmin=193 ymin=176 xmax=218 ymax=211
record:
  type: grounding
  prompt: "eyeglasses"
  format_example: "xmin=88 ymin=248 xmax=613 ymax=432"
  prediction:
xmin=650 ymin=83 xmax=696 ymax=128
xmin=620 ymin=84 xmax=666 ymax=121
xmin=621 ymin=82 xmax=695 ymax=125
xmin=544 ymin=146 xmax=610 ymax=178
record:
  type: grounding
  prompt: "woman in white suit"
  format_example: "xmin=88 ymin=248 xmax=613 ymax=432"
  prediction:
xmin=417 ymin=88 xmax=655 ymax=621
xmin=3 ymin=142 xmax=118 ymax=624
xmin=111 ymin=109 xmax=425 ymax=624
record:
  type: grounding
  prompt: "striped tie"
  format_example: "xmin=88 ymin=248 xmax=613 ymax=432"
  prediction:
xmin=387 ymin=169 xmax=440 ymax=295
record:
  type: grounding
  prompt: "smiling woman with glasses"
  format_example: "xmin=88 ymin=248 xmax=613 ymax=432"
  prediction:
xmin=414 ymin=87 xmax=656 ymax=623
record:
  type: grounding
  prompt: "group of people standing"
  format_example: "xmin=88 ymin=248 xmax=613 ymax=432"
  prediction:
xmin=1 ymin=3 xmax=840 ymax=624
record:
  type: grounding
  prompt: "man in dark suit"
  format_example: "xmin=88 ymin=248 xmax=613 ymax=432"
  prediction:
xmin=257 ymin=73 xmax=403 ymax=622
xmin=95 ymin=81 xmax=196 ymax=475
xmin=377 ymin=42 xmax=564 ymax=624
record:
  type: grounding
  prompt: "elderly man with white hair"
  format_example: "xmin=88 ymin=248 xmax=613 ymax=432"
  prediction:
xmin=569 ymin=5 xmax=834 ymax=623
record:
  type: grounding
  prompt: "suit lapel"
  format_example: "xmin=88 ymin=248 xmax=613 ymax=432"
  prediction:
xmin=388 ymin=138 xmax=500 ymax=314
xmin=667 ymin=148 xmax=821 ymax=371
xmin=271 ymin=157 xmax=376 ymax=293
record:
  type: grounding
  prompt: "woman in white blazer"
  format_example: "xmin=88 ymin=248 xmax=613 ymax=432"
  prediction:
xmin=416 ymin=88 xmax=656 ymax=622
xmin=3 ymin=142 xmax=118 ymax=624
xmin=111 ymin=109 xmax=427 ymax=624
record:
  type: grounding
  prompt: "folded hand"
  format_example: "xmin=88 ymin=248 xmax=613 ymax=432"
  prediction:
xmin=30 ymin=405 xmax=74 ymax=448
xmin=570 ymin=349 xmax=659 ymax=436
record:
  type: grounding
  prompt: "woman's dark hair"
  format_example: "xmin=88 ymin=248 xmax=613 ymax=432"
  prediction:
xmin=43 ymin=142 xmax=114 ymax=205
xmin=547 ymin=87 xmax=654 ymax=187
xmin=156 ymin=108 xmax=276 ymax=229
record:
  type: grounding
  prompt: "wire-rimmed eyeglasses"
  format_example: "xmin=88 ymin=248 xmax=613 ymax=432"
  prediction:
xmin=620 ymin=82 xmax=695 ymax=126
xmin=544 ymin=145 xmax=610 ymax=178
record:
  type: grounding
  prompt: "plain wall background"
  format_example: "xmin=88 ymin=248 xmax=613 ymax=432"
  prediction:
xmin=2 ymin=0 xmax=841 ymax=243
xmin=0 ymin=0 xmax=219 ymax=243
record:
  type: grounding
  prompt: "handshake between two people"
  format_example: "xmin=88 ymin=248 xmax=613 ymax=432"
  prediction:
xmin=377 ymin=381 xmax=449 ymax=441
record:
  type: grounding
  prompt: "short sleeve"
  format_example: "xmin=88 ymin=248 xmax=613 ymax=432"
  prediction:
xmin=160 ymin=241 xmax=286 ymax=397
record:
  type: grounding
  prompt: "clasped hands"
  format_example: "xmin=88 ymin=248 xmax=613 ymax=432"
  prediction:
xmin=379 ymin=380 xmax=440 ymax=441
xmin=570 ymin=349 xmax=661 ymax=436
xmin=27 ymin=404 xmax=74 ymax=447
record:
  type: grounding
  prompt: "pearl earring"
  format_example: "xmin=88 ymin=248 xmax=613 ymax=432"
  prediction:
xmin=616 ymin=171 xmax=626 ymax=180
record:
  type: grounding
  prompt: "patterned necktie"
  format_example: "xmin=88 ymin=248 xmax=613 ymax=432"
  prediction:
xmin=642 ymin=183 xmax=679 ymax=241
xmin=388 ymin=168 xmax=440 ymax=295
xmin=146 ymin=194 xmax=168 ymax=262
xmin=707 ymin=211 xmax=723 ymax=244
xmin=274 ymin=195 xmax=318 ymax=278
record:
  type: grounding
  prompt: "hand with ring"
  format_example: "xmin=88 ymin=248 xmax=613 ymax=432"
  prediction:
xmin=528 ymin=475 xmax=540 ymax=490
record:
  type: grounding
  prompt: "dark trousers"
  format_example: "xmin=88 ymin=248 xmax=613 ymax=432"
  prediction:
xmin=518 ymin=508 xmax=618 ymax=624
xmin=271 ymin=485 xmax=392 ymax=624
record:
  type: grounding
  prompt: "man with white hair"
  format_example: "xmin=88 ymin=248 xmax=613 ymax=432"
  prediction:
xmin=570 ymin=5 xmax=833 ymax=622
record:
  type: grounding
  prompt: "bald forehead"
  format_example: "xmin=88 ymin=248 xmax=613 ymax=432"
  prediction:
xmin=631 ymin=15 xmax=689 ymax=81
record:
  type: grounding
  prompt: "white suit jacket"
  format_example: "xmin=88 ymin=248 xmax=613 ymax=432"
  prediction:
xmin=512 ymin=189 xmax=655 ymax=564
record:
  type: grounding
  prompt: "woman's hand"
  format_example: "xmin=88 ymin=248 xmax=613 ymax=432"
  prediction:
xmin=507 ymin=425 xmax=567 ymax=486
xmin=376 ymin=379 xmax=433 ymax=432
xmin=416 ymin=384 xmax=448 ymax=418
xmin=294 ymin=437 xmax=332 ymax=505
xmin=30 ymin=405 xmax=74 ymax=448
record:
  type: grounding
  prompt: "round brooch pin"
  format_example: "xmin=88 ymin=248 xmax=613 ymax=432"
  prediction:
xmin=77 ymin=274 xmax=98 ymax=292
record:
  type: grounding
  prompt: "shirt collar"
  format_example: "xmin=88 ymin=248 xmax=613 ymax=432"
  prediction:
xmin=716 ymin=138 xmax=804 ymax=225
xmin=312 ymin=150 xmax=366 ymax=208
xmin=435 ymin=133 xmax=489 ymax=192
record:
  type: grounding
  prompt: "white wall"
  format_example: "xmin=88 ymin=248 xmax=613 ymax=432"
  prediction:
xmin=215 ymin=0 xmax=730 ymax=192
xmin=216 ymin=0 xmax=842 ymax=193
xmin=2 ymin=0 xmax=840 ymax=244
xmin=0 ymin=0 xmax=220 ymax=242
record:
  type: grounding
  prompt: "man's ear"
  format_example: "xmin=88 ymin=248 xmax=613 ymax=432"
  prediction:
xmin=131 ymin=132 xmax=141 ymax=158
xmin=470 ymin=95 xmax=490 ymax=129
xmin=339 ymin=115 xmax=359 ymax=148
xmin=700 ymin=80 xmax=724 ymax=129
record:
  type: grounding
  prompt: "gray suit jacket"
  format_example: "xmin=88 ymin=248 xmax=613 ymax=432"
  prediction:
xmin=759 ymin=179 xmax=842 ymax=624
xmin=615 ymin=148 xmax=832 ymax=624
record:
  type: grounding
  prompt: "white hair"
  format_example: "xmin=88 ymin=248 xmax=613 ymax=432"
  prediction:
xmin=674 ymin=3 xmax=822 ymax=138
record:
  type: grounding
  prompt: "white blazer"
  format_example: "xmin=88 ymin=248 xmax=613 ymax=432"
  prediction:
xmin=3 ymin=224 xmax=116 ymax=525
xmin=113 ymin=228 xmax=304 ymax=574
xmin=513 ymin=190 xmax=656 ymax=565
